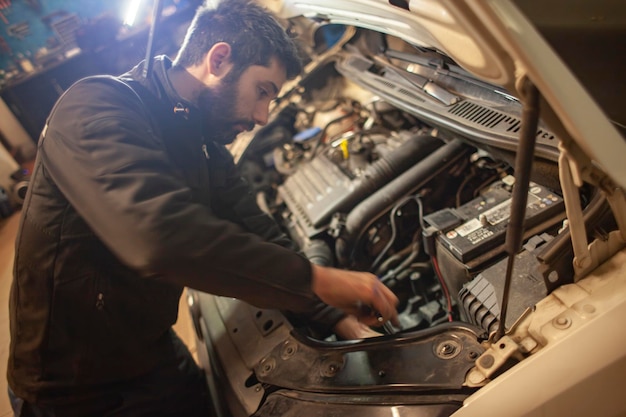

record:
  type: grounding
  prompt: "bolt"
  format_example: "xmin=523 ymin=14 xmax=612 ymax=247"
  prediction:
xmin=553 ymin=316 xmax=572 ymax=329
xmin=378 ymin=370 xmax=386 ymax=378
xmin=281 ymin=341 xmax=298 ymax=360
xmin=440 ymin=343 xmax=456 ymax=356
xmin=321 ymin=363 xmax=339 ymax=378
xmin=320 ymin=359 xmax=343 ymax=377
xmin=436 ymin=340 xmax=460 ymax=359
xmin=258 ymin=358 xmax=276 ymax=377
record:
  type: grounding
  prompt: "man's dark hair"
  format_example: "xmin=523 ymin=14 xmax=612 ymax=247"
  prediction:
xmin=174 ymin=0 xmax=302 ymax=79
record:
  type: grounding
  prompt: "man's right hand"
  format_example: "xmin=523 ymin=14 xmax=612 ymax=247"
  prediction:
xmin=310 ymin=264 xmax=399 ymax=327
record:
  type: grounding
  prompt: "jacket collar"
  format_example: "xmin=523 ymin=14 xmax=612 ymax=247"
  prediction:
xmin=126 ymin=55 xmax=199 ymax=119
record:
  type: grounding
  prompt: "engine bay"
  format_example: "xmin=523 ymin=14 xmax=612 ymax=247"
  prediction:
xmin=234 ymin=29 xmax=575 ymax=337
xmin=187 ymin=23 xmax=624 ymax=417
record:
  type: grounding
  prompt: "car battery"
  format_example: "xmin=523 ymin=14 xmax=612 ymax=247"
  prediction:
xmin=425 ymin=178 xmax=564 ymax=263
xmin=422 ymin=177 xmax=566 ymax=300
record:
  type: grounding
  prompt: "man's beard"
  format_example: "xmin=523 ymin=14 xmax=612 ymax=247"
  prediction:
xmin=197 ymin=74 xmax=254 ymax=145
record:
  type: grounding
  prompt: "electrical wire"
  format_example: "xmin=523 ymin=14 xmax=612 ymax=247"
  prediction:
xmin=370 ymin=195 xmax=418 ymax=272
xmin=379 ymin=239 xmax=420 ymax=285
xmin=309 ymin=111 xmax=357 ymax=158
xmin=375 ymin=244 xmax=413 ymax=277
xmin=431 ymin=255 xmax=453 ymax=322
xmin=455 ymin=166 xmax=476 ymax=207
xmin=413 ymin=195 xmax=454 ymax=322
xmin=371 ymin=191 xmax=454 ymax=324
xmin=473 ymin=174 xmax=502 ymax=198
xmin=413 ymin=193 xmax=426 ymax=230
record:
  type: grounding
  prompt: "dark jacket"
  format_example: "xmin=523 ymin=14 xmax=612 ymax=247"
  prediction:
xmin=8 ymin=56 xmax=342 ymax=404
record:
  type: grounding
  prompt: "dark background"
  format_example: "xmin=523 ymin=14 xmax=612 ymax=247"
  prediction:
xmin=0 ymin=0 xmax=202 ymax=143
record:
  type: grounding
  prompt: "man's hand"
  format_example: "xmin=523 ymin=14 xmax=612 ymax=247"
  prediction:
xmin=333 ymin=315 xmax=382 ymax=340
xmin=310 ymin=264 xmax=399 ymax=327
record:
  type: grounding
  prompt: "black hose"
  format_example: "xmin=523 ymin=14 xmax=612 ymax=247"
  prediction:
xmin=310 ymin=112 xmax=357 ymax=158
xmin=351 ymin=134 xmax=444 ymax=203
xmin=336 ymin=138 xmax=472 ymax=266
xmin=305 ymin=134 xmax=445 ymax=228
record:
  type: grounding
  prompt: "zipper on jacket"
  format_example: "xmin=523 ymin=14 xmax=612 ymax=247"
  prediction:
xmin=173 ymin=103 xmax=189 ymax=119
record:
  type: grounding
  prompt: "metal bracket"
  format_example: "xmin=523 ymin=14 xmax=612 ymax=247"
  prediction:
xmin=557 ymin=141 xmax=626 ymax=280
xmin=256 ymin=323 xmax=486 ymax=392
xmin=465 ymin=335 xmax=522 ymax=386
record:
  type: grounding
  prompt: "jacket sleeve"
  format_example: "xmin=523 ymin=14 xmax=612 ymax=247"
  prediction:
xmin=208 ymin=142 xmax=297 ymax=249
xmin=209 ymin=145 xmax=346 ymax=334
xmin=38 ymin=77 xmax=321 ymax=314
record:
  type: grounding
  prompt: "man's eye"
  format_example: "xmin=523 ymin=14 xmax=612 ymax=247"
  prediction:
xmin=258 ymin=88 xmax=269 ymax=98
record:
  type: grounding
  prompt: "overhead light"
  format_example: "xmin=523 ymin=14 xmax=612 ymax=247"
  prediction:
xmin=124 ymin=0 xmax=143 ymax=27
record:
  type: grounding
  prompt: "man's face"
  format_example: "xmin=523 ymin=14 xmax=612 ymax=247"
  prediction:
xmin=198 ymin=57 xmax=287 ymax=145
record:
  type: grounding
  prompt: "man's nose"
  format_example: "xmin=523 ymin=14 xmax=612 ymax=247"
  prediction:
xmin=253 ymin=103 xmax=269 ymax=126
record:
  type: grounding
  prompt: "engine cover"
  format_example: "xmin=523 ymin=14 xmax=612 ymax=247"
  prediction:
xmin=278 ymin=134 xmax=443 ymax=239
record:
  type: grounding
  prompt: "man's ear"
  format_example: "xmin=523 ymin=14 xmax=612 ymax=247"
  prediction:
xmin=206 ymin=42 xmax=234 ymax=79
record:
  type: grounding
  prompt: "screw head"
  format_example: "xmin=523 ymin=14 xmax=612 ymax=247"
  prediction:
xmin=280 ymin=341 xmax=298 ymax=360
xmin=319 ymin=356 xmax=344 ymax=377
xmin=441 ymin=343 xmax=456 ymax=355
xmin=553 ymin=316 xmax=572 ymax=329
xmin=435 ymin=340 xmax=461 ymax=359
xmin=258 ymin=357 xmax=276 ymax=377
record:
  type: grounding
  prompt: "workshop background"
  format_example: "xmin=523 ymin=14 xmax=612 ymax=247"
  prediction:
xmin=0 ymin=1 xmax=204 ymax=414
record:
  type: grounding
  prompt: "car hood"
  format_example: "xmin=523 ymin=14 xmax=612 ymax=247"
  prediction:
xmin=273 ymin=0 xmax=626 ymax=190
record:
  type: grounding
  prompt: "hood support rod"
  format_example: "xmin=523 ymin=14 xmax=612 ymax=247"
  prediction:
xmin=142 ymin=0 xmax=164 ymax=79
xmin=495 ymin=78 xmax=540 ymax=341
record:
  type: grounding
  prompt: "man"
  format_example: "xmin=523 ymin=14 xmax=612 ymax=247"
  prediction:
xmin=8 ymin=0 xmax=398 ymax=415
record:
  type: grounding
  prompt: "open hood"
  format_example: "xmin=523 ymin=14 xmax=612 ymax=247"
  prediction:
xmin=275 ymin=0 xmax=626 ymax=190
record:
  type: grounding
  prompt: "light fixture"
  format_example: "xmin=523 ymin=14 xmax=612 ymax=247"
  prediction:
xmin=124 ymin=0 xmax=143 ymax=27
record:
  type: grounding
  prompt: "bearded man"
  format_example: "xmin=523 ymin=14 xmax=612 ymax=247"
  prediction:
xmin=7 ymin=0 xmax=398 ymax=415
